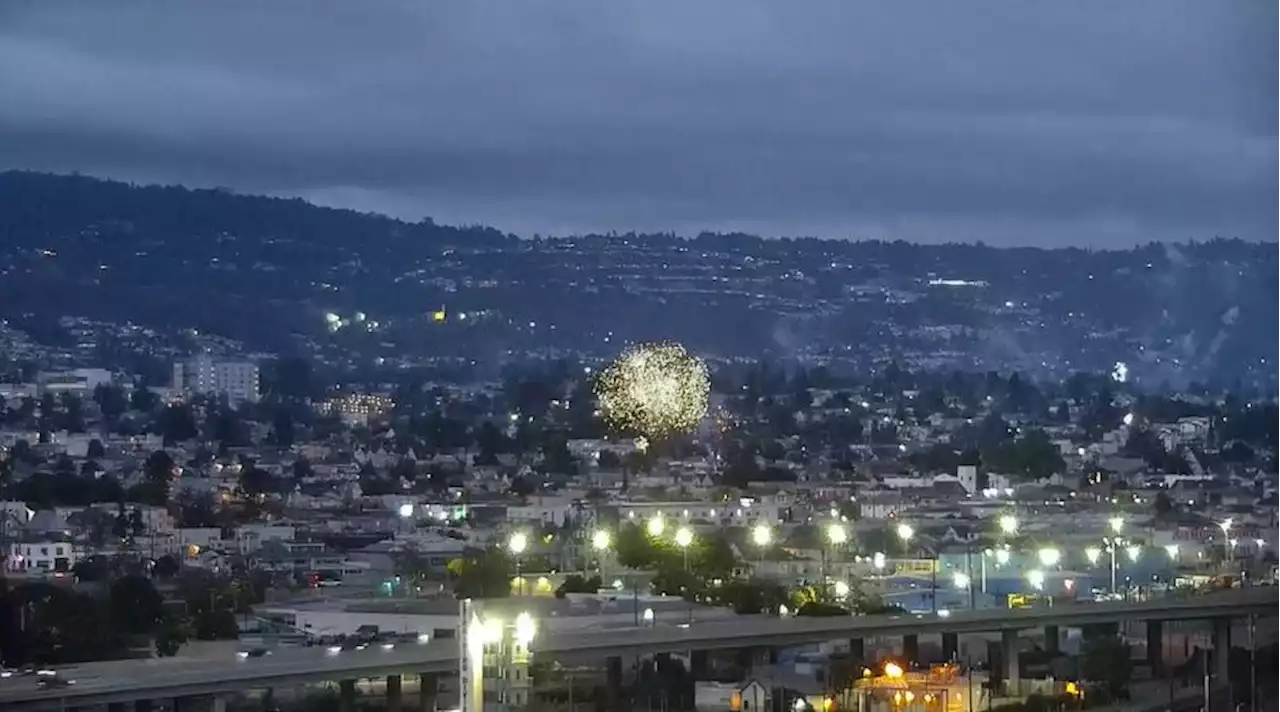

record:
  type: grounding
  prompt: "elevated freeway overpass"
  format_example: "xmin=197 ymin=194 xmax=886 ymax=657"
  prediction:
xmin=0 ymin=586 xmax=1273 ymax=711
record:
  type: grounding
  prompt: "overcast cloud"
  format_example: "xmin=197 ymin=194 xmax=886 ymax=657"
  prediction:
xmin=0 ymin=0 xmax=1275 ymax=246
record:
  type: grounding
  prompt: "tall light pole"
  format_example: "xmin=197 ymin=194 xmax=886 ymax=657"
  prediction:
xmin=825 ymin=523 xmax=847 ymax=600
xmin=591 ymin=529 xmax=611 ymax=581
xmin=675 ymin=526 xmax=693 ymax=571
xmin=1219 ymin=518 xmax=1234 ymax=566
xmin=509 ymin=531 xmax=528 ymax=596
xmin=1108 ymin=516 xmax=1125 ymax=594
xmin=751 ymin=524 xmax=772 ymax=572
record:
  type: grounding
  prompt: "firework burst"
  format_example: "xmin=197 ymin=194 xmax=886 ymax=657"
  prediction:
xmin=595 ymin=341 xmax=710 ymax=440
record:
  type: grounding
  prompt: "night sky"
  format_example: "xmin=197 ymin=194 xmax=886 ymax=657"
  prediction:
xmin=1 ymin=0 xmax=1275 ymax=246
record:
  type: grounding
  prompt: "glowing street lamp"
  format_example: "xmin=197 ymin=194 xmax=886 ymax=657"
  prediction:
xmin=998 ymin=514 xmax=1019 ymax=536
xmin=509 ymin=532 xmax=528 ymax=556
xmin=752 ymin=523 xmax=773 ymax=548
xmin=509 ymin=532 xmax=529 ymax=596
xmin=591 ymin=529 xmax=612 ymax=578
xmin=514 ymin=612 xmax=537 ymax=646
xmin=1163 ymin=544 xmax=1179 ymax=560
xmin=751 ymin=524 xmax=772 ymax=570
xmin=895 ymin=522 xmax=915 ymax=544
xmin=1109 ymin=516 xmax=1125 ymax=535
xmin=833 ymin=580 xmax=851 ymax=598
xmin=827 ymin=523 xmax=848 ymax=546
xmin=675 ymin=526 xmax=694 ymax=570
xmin=646 ymin=514 xmax=666 ymax=538
xmin=1027 ymin=569 xmax=1046 ymax=591
xmin=822 ymin=523 xmax=847 ymax=599
xmin=994 ymin=547 xmax=1011 ymax=566
xmin=954 ymin=571 xmax=971 ymax=590
xmin=872 ymin=552 xmax=887 ymax=571
xmin=1219 ymin=518 xmax=1234 ymax=563
xmin=1085 ymin=547 xmax=1102 ymax=565
xmin=1037 ymin=547 xmax=1061 ymax=568
xmin=591 ymin=530 xmax=611 ymax=552
xmin=1125 ymin=544 xmax=1141 ymax=563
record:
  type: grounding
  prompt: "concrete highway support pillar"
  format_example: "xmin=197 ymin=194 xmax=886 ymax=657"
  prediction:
xmin=418 ymin=672 xmax=438 ymax=712
xmin=338 ymin=679 xmax=357 ymax=712
xmin=1001 ymin=630 xmax=1020 ymax=695
xmin=1146 ymin=620 xmax=1164 ymax=675
xmin=386 ymin=673 xmax=403 ymax=711
xmin=903 ymin=634 xmax=919 ymax=665
xmin=1211 ymin=617 xmax=1232 ymax=684
xmin=1044 ymin=625 xmax=1060 ymax=656
xmin=941 ymin=632 xmax=959 ymax=661
xmin=211 ymin=697 xmax=226 ymax=712
xmin=605 ymin=656 xmax=624 ymax=707
xmin=690 ymin=649 xmax=709 ymax=678
xmin=848 ymin=638 xmax=865 ymax=664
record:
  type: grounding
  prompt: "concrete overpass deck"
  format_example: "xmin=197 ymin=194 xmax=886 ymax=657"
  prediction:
xmin=1 ymin=586 xmax=1273 ymax=711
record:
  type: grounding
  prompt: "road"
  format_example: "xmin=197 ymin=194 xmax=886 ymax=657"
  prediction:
xmin=0 ymin=586 xmax=1273 ymax=711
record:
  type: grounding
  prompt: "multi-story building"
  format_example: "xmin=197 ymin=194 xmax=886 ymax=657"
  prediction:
xmin=4 ymin=538 xmax=78 ymax=573
xmin=172 ymin=354 xmax=260 ymax=405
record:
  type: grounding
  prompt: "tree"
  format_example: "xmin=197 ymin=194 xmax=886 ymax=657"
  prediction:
xmin=157 ymin=403 xmax=198 ymax=443
xmin=130 ymin=386 xmax=161 ymax=413
xmin=109 ymin=574 xmax=165 ymax=636
xmin=154 ymin=614 xmax=190 ymax=657
xmin=86 ymin=438 xmax=106 ymax=459
xmin=154 ymin=554 xmax=181 ymax=579
xmin=1079 ymin=636 xmax=1133 ymax=699
xmin=447 ymin=548 xmax=513 ymax=599
xmin=271 ymin=409 xmax=295 ymax=448
xmin=555 ymin=574 xmax=602 ymax=597
xmin=93 ymin=384 xmax=130 ymax=420
xmin=1153 ymin=491 xmax=1174 ymax=518
xmin=509 ymin=475 xmax=536 ymax=498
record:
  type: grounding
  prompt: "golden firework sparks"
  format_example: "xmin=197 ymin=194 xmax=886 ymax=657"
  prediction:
xmin=595 ymin=341 xmax=710 ymax=440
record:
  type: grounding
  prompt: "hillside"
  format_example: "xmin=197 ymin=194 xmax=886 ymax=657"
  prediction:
xmin=0 ymin=171 xmax=1275 ymax=387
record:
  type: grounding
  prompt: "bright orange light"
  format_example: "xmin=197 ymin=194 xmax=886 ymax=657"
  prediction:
xmin=883 ymin=662 xmax=904 ymax=679
xmin=431 ymin=309 xmax=447 ymax=323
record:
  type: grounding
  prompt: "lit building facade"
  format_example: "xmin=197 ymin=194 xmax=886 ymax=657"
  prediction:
xmin=172 ymin=355 xmax=260 ymax=405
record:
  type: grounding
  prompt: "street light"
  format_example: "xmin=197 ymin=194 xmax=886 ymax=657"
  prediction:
xmin=827 ymin=523 xmax=848 ymax=546
xmin=647 ymin=514 xmax=666 ymax=537
xmin=1037 ymin=547 xmax=1061 ymax=568
xmin=1163 ymin=544 xmax=1179 ymax=560
xmin=1027 ymin=569 xmax=1046 ymax=591
xmin=509 ymin=532 xmax=529 ymax=596
xmin=1125 ymin=544 xmax=1141 ymax=563
xmin=1219 ymin=519 xmax=1234 ymax=564
xmin=823 ymin=523 xmax=847 ymax=599
xmin=1085 ymin=547 xmax=1102 ymax=565
xmin=1109 ymin=516 xmax=1125 ymax=535
xmin=954 ymin=571 xmax=971 ymax=590
xmin=514 ymin=611 xmax=537 ymax=647
xmin=998 ymin=514 xmax=1018 ymax=536
xmin=591 ymin=529 xmax=611 ymax=578
xmin=751 ymin=524 xmax=772 ymax=570
xmin=675 ymin=526 xmax=694 ymax=570
xmin=752 ymin=523 xmax=772 ymax=548
xmin=592 ymin=529 xmax=611 ymax=552
xmin=994 ymin=547 xmax=1011 ymax=566
xmin=895 ymin=522 xmax=915 ymax=545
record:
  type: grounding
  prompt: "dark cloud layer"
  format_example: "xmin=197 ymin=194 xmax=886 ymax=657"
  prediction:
xmin=1 ymin=0 xmax=1275 ymax=245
